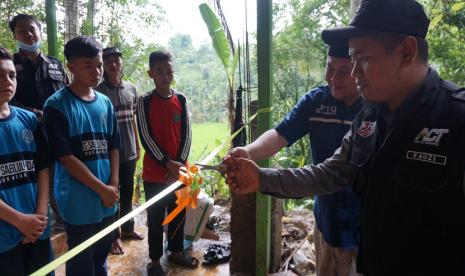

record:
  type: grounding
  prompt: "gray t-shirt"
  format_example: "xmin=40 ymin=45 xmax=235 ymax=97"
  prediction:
xmin=97 ymin=80 xmax=138 ymax=162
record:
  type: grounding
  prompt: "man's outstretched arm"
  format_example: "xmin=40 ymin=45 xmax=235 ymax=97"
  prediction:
xmin=225 ymin=130 xmax=356 ymax=198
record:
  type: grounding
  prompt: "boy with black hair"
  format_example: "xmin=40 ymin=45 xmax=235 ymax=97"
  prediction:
xmin=137 ymin=50 xmax=197 ymax=276
xmin=0 ymin=46 xmax=52 ymax=275
xmin=43 ymin=36 xmax=120 ymax=276
xmin=8 ymin=13 xmax=67 ymax=119
xmin=9 ymin=13 xmax=68 ymax=233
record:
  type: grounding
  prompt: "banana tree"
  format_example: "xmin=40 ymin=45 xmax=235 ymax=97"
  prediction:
xmin=199 ymin=3 xmax=239 ymax=134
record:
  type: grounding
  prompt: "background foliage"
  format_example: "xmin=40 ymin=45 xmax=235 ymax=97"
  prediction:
xmin=0 ymin=0 xmax=463 ymax=204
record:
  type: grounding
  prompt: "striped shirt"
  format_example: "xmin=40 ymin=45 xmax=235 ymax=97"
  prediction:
xmin=97 ymin=80 xmax=138 ymax=162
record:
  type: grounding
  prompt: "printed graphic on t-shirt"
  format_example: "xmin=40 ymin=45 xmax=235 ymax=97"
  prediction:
xmin=71 ymin=132 xmax=111 ymax=162
xmin=22 ymin=129 xmax=34 ymax=144
xmin=0 ymin=152 xmax=36 ymax=191
xmin=173 ymin=113 xmax=181 ymax=123
xmin=315 ymin=104 xmax=337 ymax=115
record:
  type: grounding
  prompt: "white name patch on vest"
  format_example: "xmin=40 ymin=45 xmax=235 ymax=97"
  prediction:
xmin=406 ymin=150 xmax=447 ymax=166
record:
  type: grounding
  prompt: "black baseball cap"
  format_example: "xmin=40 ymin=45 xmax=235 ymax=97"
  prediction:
xmin=102 ymin=46 xmax=122 ymax=58
xmin=328 ymin=45 xmax=350 ymax=59
xmin=322 ymin=0 xmax=430 ymax=45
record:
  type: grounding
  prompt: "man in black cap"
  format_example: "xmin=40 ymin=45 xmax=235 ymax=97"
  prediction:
xmin=97 ymin=46 xmax=143 ymax=255
xmin=223 ymin=0 xmax=465 ymax=275
xmin=228 ymin=44 xmax=361 ymax=275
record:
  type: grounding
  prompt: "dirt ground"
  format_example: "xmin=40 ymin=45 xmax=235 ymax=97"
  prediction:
xmin=52 ymin=203 xmax=315 ymax=276
xmin=54 ymin=205 xmax=231 ymax=276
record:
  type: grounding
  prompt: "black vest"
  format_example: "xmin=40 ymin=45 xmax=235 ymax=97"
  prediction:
xmin=350 ymin=70 xmax=465 ymax=275
xmin=13 ymin=53 xmax=67 ymax=110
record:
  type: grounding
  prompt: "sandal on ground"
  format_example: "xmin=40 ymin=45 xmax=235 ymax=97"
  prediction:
xmin=205 ymin=216 xmax=221 ymax=230
xmin=202 ymin=244 xmax=231 ymax=266
xmin=121 ymin=230 xmax=145 ymax=240
xmin=168 ymin=253 xmax=199 ymax=268
xmin=110 ymin=239 xmax=124 ymax=255
xmin=147 ymin=263 xmax=165 ymax=276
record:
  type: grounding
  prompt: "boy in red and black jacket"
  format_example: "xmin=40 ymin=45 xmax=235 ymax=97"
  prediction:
xmin=137 ymin=50 xmax=197 ymax=276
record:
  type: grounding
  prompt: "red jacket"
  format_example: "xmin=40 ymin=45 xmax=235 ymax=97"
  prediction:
xmin=136 ymin=89 xmax=191 ymax=183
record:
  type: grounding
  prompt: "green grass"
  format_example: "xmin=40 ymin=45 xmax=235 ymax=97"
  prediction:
xmin=134 ymin=122 xmax=229 ymax=203
xmin=189 ymin=122 xmax=229 ymax=163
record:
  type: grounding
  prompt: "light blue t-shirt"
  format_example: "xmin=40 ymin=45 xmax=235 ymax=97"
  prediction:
xmin=0 ymin=106 xmax=51 ymax=253
xmin=44 ymin=87 xmax=120 ymax=225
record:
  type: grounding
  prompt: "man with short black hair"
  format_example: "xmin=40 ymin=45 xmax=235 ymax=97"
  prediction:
xmin=9 ymin=13 xmax=68 ymax=233
xmin=97 ymin=46 xmax=143 ymax=256
xmin=229 ymin=44 xmax=361 ymax=276
xmin=44 ymin=36 xmax=120 ymax=276
xmin=9 ymin=13 xmax=67 ymax=120
xmin=224 ymin=0 xmax=465 ymax=275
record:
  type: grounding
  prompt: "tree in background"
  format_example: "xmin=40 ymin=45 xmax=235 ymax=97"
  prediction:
xmin=425 ymin=0 xmax=465 ymax=85
xmin=0 ymin=0 xmax=463 ymax=162
xmin=271 ymin=0 xmax=350 ymax=166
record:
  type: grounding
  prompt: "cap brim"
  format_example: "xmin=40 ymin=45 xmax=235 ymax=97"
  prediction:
xmin=322 ymin=26 xmax=381 ymax=45
xmin=103 ymin=52 xmax=122 ymax=58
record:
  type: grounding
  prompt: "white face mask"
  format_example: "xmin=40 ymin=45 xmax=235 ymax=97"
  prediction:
xmin=17 ymin=41 xmax=41 ymax=53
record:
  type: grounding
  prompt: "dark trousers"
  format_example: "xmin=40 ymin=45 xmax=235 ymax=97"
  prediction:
xmin=64 ymin=215 xmax=114 ymax=276
xmin=49 ymin=165 xmax=63 ymax=227
xmin=119 ymin=159 xmax=137 ymax=233
xmin=0 ymin=238 xmax=53 ymax=276
xmin=144 ymin=182 xmax=185 ymax=261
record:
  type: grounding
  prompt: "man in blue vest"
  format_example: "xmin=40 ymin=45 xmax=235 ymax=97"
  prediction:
xmin=229 ymin=45 xmax=361 ymax=275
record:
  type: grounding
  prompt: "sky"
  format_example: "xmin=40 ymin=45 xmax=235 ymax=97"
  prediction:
xmin=155 ymin=0 xmax=257 ymax=47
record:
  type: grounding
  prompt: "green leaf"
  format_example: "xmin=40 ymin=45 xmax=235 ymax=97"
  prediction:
xmin=228 ymin=49 xmax=240 ymax=85
xmin=451 ymin=2 xmax=465 ymax=13
xmin=199 ymin=3 xmax=231 ymax=71
xmin=430 ymin=14 xmax=443 ymax=28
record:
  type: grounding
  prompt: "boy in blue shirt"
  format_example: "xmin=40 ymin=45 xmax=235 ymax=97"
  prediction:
xmin=44 ymin=36 xmax=120 ymax=276
xmin=0 ymin=46 xmax=52 ymax=275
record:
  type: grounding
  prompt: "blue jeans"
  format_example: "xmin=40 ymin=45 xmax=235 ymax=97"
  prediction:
xmin=64 ymin=215 xmax=114 ymax=276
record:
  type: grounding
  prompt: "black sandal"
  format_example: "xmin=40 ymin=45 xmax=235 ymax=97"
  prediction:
xmin=202 ymin=244 xmax=231 ymax=266
xmin=147 ymin=263 xmax=165 ymax=276
xmin=168 ymin=253 xmax=199 ymax=268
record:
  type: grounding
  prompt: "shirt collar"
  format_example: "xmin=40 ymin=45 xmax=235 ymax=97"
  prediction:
xmin=102 ymin=79 xmax=124 ymax=89
xmin=18 ymin=50 xmax=49 ymax=63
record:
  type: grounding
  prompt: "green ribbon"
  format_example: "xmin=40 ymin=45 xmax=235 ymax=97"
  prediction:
xmin=31 ymin=109 xmax=268 ymax=276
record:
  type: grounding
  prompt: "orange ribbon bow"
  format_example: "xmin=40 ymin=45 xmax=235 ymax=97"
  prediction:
xmin=162 ymin=165 xmax=203 ymax=225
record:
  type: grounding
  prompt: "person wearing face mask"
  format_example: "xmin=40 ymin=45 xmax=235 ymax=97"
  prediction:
xmin=8 ymin=13 xmax=67 ymax=121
